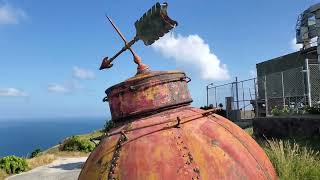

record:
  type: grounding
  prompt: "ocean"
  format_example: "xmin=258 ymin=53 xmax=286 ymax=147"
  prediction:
xmin=0 ymin=117 xmax=106 ymax=157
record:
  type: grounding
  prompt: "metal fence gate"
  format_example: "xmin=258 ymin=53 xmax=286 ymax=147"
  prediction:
xmin=207 ymin=78 xmax=257 ymax=120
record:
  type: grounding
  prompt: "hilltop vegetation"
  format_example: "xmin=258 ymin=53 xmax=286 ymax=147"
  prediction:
xmin=245 ymin=127 xmax=320 ymax=180
xmin=0 ymin=130 xmax=104 ymax=179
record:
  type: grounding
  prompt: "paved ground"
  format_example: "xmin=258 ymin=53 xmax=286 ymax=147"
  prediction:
xmin=6 ymin=157 xmax=87 ymax=180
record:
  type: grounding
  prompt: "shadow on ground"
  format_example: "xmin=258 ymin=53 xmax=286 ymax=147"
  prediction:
xmin=49 ymin=162 xmax=84 ymax=170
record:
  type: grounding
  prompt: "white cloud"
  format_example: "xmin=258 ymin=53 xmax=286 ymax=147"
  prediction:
xmin=48 ymin=81 xmax=83 ymax=93
xmin=48 ymin=84 xmax=69 ymax=93
xmin=249 ymin=69 xmax=256 ymax=77
xmin=152 ymin=33 xmax=230 ymax=81
xmin=290 ymin=37 xmax=318 ymax=51
xmin=0 ymin=3 xmax=27 ymax=25
xmin=291 ymin=38 xmax=303 ymax=51
xmin=0 ymin=88 xmax=27 ymax=97
xmin=72 ymin=66 xmax=95 ymax=80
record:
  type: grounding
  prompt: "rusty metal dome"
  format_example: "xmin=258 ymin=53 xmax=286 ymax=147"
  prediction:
xmin=79 ymin=71 xmax=276 ymax=180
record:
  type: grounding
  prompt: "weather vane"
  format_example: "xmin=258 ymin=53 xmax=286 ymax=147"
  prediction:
xmin=99 ymin=2 xmax=178 ymax=74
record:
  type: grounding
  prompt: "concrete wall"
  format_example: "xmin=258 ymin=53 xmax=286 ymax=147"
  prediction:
xmin=253 ymin=116 xmax=320 ymax=138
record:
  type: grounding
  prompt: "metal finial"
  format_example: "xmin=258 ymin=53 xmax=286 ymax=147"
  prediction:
xmin=100 ymin=2 xmax=177 ymax=74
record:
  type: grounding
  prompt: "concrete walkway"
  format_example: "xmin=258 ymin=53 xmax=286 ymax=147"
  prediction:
xmin=6 ymin=157 xmax=87 ymax=180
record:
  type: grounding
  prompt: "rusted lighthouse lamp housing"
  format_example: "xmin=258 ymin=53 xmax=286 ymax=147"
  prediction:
xmin=79 ymin=2 xmax=276 ymax=180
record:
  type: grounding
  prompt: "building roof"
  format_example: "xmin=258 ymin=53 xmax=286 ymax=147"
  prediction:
xmin=256 ymin=46 xmax=317 ymax=76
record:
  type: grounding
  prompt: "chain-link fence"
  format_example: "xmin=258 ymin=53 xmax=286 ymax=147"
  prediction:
xmin=207 ymin=61 xmax=319 ymax=119
xmin=263 ymin=67 xmax=307 ymax=113
xmin=258 ymin=61 xmax=320 ymax=115
xmin=207 ymin=78 xmax=257 ymax=120
xmin=310 ymin=64 xmax=320 ymax=104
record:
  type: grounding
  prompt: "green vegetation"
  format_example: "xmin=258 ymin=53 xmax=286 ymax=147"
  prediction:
xmin=264 ymin=139 xmax=320 ymax=180
xmin=244 ymin=127 xmax=320 ymax=180
xmin=271 ymin=104 xmax=320 ymax=116
xmin=30 ymin=149 xmax=41 ymax=158
xmin=199 ymin=105 xmax=213 ymax=110
xmin=59 ymin=136 xmax=95 ymax=153
xmin=244 ymin=127 xmax=253 ymax=136
xmin=271 ymin=106 xmax=282 ymax=116
xmin=104 ymin=120 xmax=115 ymax=132
xmin=305 ymin=105 xmax=320 ymax=114
xmin=45 ymin=130 xmax=103 ymax=157
xmin=271 ymin=106 xmax=305 ymax=116
xmin=0 ymin=156 xmax=28 ymax=174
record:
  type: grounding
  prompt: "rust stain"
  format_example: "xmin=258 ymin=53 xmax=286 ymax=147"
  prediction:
xmin=106 ymin=71 xmax=193 ymax=121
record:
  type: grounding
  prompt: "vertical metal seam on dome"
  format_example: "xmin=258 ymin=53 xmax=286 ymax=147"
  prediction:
xmin=205 ymin=115 xmax=272 ymax=180
xmin=107 ymin=123 xmax=131 ymax=180
xmin=173 ymin=118 xmax=201 ymax=180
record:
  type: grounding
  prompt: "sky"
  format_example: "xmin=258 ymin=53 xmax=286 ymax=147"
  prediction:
xmin=0 ymin=0 xmax=318 ymax=120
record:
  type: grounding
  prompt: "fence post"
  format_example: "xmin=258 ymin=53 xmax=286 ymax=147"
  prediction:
xmin=281 ymin=71 xmax=285 ymax=107
xmin=206 ymin=85 xmax=209 ymax=107
xmin=264 ymin=75 xmax=269 ymax=116
xmin=214 ymin=87 xmax=217 ymax=107
xmin=242 ymin=81 xmax=245 ymax=118
xmin=235 ymin=77 xmax=239 ymax=110
xmin=306 ymin=58 xmax=312 ymax=107
xmin=254 ymin=78 xmax=259 ymax=117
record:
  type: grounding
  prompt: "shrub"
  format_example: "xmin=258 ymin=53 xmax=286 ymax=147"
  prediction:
xmin=281 ymin=106 xmax=290 ymax=114
xmin=59 ymin=136 xmax=94 ymax=153
xmin=30 ymin=149 xmax=41 ymax=158
xmin=200 ymin=105 xmax=213 ymax=110
xmin=271 ymin=106 xmax=304 ymax=116
xmin=0 ymin=156 xmax=28 ymax=174
xmin=104 ymin=120 xmax=115 ymax=133
xmin=264 ymin=139 xmax=320 ymax=180
xmin=271 ymin=106 xmax=282 ymax=116
xmin=305 ymin=105 xmax=320 ymax=114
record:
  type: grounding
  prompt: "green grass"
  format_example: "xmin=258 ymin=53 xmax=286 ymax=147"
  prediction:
xmin=44 ymin=129 xmax=103 ymax=155
xmin=77 ymin=129 xmax=104 ymax=140
xmin=263 ymin=139 xmax=320 ymax=180
xmin=244 ymin=127 xmax=253 ymax=136
xmin=244 ymin=127 xmax=320 ymax=180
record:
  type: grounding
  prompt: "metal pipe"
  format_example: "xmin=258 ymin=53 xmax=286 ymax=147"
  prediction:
xmin=306 ymin=58 xmax=312 ymax=107
xmin=208 ymin=82 xmax=233 ymax=89
xmin=208 ymin=78 xmax=256 ymax=90
xmin=237 ymin=78 xmax=256 ymax=83
xmin=214 ymin=87 xmax=217 ymax=107
xmin=281 ymin=72 xmax=285 ymax=107
xmin=206 ymin=86 xmax=209 ymax=107
xmin=242 ymin=81 xmax=245 ymax=118
xmin=253 ymin=78 xmax=259 ymax=118
xmin=264 ymin=75 xmax=269 ymax=116
xmin=235 ymin=77 xmax=240 ymax=110
xmin=317 ymin=38 xmax=320 ymax=71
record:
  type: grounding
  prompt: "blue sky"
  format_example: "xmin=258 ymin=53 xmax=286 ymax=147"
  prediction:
xmin=0 ymin=0 xmax=318 ymax=120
